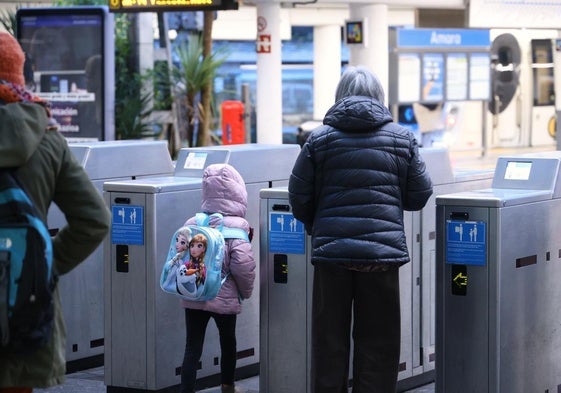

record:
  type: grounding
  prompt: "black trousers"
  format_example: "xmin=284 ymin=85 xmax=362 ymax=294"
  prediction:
xmin=180 ymin=309 xmax=237 ymax=393
xmin=311 ymin=264 xmax=401 ymax=393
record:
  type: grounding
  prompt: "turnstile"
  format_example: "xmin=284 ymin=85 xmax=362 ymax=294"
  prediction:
xmin=260 ymin=148 xmax=493 ymax=393
xmin=103 ymin=144 xmax=300 ymax=392
xmin=259 ymin=148 xmax=494 ymax=392
xmin=47 ymin=140 xmax=173 ymax=367
xmin=416 ymin=149 xmax=494 ymax=377
xmin=259 ymin=187 xmax=421 ymax=392
xmin=436 ymin=152 xmax=561 ymax=393
xmin=259 ymin=188 xmax=311 ymax=392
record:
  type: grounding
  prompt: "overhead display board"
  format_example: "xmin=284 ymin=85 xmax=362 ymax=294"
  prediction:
xmin=389 ymin=28 xmax=491 ymax=105
xmin=108 ymin=0 xmax=238 ymax=13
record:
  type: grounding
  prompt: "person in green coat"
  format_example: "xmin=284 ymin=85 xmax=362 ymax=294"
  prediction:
xmin=0 ymin=32 xmax=111 ymax=392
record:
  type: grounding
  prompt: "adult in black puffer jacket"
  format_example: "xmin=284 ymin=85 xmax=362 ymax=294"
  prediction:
xmin=289 ymin=65 xmax=433 ymax=393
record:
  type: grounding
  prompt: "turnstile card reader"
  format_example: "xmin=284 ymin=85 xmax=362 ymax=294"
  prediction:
xmin=436 ymin=154 xmax=561 ymax=393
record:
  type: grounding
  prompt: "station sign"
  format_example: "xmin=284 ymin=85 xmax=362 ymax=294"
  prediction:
xmin=108 ymin=0 xmax=238 ymax=13
xmin=389 ymin=28 xmax=491 ymax=105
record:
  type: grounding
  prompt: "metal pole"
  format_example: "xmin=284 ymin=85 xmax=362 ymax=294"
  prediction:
xmin=242 ymin=83 xmax=252 ymax=143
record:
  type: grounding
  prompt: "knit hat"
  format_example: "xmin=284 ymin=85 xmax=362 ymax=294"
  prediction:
xmin=0 ymin=32 xmax=25 ymax=86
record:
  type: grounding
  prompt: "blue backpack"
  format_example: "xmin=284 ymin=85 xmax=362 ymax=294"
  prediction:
xmin=160 ymin=212 xmax=249 ymax=301
xmin=0 ymin=170 xmax=56 ymax=354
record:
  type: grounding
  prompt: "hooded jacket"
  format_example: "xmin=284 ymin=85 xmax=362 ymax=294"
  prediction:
xmin=0 ymin=102 xmax=110 ymax=387
xmin=288 ymin=95 xmax=433 ymax=266
xmin=181 ymin=164 xmax=255 ymax=314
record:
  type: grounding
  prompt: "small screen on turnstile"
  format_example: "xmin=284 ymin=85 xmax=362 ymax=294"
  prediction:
xmin=183 ymin=152 xmax=208 ymax=170
xmin=504 ymin=161 xmax=532 ymax=180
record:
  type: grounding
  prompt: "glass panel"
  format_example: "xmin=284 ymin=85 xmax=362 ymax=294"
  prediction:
xmin=531 ymin=39 xmax=555 ymax=106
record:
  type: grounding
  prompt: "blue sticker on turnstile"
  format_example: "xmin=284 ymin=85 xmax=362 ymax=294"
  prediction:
xmin=446 ymin=220 xmax=486 ymax=266
xmin=269 ymin=213 xmax=305 ymax=254
xmin=111 ymin=205 xmax=144 ymax=245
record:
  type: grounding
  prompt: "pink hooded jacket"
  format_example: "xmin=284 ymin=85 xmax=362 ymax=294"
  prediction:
xmin=181 ymin=163 xmax=256 ymax=314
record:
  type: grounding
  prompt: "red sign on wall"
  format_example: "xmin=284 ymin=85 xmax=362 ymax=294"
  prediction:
xmin=256 ymin=34 xmax=271 ymax=54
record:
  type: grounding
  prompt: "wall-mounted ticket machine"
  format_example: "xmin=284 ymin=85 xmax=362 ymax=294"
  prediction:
xmin=436 ymin=151 xmax=561 ymax=393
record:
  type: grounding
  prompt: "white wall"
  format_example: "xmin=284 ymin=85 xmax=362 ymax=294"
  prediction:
xmin=213 ymin=5 xmax=415 ymax=40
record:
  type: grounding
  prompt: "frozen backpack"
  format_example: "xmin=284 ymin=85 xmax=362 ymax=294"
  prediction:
xmin=160 ymin=212 xmax=249 ymax=301
xmin=0 ymin=170 xmax=56 ymax=354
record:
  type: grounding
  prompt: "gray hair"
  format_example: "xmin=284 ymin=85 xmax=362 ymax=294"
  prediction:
xmin=334 ymin=65 xmax=385 ymax=103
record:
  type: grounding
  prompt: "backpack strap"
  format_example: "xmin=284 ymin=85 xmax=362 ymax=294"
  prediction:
xmin=195 ymin=212 xmax=211 ymax=227
xmin=222 ymin=227 xmax=249 ymax=242
xmin=196 ymin=212 xmax=249 ymax=242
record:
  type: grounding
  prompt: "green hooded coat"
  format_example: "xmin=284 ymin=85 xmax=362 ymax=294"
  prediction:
xmin=0 ymin=102 xmax=111 ymax=388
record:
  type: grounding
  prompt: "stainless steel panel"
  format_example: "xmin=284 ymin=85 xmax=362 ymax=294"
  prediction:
xmin=259 ymin=193 xmax=312 ymax=393
xmin=436 ymin=160 xmax=561 ymax=393
xmin=51 ymin=141 xmax=173 ymax=364
xmin=104 ymin=145 xmax=300 ymax=390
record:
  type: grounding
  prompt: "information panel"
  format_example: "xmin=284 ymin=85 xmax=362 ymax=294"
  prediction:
xmin=111 ymin=205 xmax=144 ymax=245
xmin=398 ymin=54 xmax=421 ymax=103
xmin=446 ymin=54 xmax=468 ymax=100
xmin=445 ymin=220 xmax=486 ymax=266
xmin=109 ymin=0 xmax=238 ymax=12
xmin=268 ymin=213 xmax=305 ymax=255
xmin=422 ymin=53 xmax=444 ymax=101
xmin=469 ymin=53 xmax=491 ymax=100
xmin=389 ymin=28 xmax=491 ymax=105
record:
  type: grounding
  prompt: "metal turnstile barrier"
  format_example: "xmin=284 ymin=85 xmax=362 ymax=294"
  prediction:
xmin=259 ymin=188 xmax=311 ymax=392
xmin=416 ymin=148 xmax=494 ymax=378
xmin=259 ymin=148 xmax=495 ymax=392
xmin=103 ymin=144 xmax=300 ymax=392
xmin=436 ymin=152 xmax=561 ymax=393
xmin=47 ymin=140 xmax=174 ymax=367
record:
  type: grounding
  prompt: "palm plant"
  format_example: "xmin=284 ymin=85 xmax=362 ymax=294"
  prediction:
xmin=170 ymin=33 xmax=227 ymax=147
xmin=113 ymin=14 xmax=156 ymax=139
xmin=0 ymin=8 xmax=16 ymax=35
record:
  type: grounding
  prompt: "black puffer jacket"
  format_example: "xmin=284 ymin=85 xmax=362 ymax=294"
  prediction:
xmin=288 ymin=96 xmax=433 ymax=266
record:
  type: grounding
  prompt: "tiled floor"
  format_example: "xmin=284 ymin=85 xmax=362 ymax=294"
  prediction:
xmin=36 ymin=366 xmax=435 ymax=393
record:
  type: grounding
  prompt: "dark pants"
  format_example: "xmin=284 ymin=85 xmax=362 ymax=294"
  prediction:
xmin=180 ymin=309 xmax=237 ymax=393
xmin=311 ymin=264 xmax=401 ymax=393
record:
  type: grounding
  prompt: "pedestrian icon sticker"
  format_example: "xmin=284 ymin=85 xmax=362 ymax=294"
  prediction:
xmin=269 ymin=213 xmax=305 ymax=254
xmin=111 ymin=205 xmax=144 ymax=245
xmin=446 ymin=220 xmax=486 ymax=266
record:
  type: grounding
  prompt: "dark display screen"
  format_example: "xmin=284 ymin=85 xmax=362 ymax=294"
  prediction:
xmin=17 ymin=8 xmax=108 ymax=141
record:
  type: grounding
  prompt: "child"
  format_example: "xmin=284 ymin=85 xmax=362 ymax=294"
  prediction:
xmin=179 ymin=164 xmax=255 ymax=393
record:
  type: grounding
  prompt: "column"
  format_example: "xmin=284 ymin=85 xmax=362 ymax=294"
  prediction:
xmin=256 ymin=1 xmax=283 ymax=144
xmin=348 ymin=3 xmax=389 ymax=103
xmin=313 ymin=24 xmax=341 ymax=120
